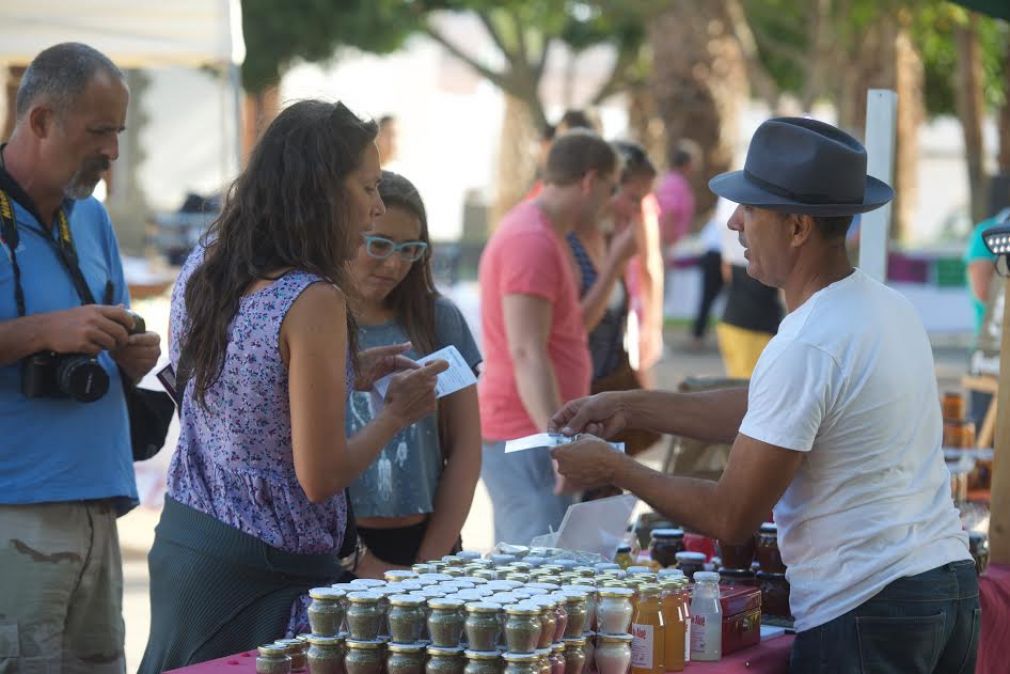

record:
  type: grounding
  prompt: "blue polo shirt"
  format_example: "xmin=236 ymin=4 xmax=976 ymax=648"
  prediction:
xmin=0 ymin=183 xmax=137 ymax=513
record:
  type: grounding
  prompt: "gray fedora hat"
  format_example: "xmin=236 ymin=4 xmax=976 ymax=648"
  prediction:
xmin=709 ymin=117 xmax=893 ymax=216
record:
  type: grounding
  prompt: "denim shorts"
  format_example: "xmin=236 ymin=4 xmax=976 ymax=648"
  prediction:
xmin=790 ymin=559 xmax=980 ymax=674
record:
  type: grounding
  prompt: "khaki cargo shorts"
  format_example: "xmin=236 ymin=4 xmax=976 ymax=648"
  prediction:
xmin=0 ymin=501 xmax=125 ymax=674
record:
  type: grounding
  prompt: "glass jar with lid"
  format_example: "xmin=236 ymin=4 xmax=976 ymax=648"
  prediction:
xmin=562 ymin=637 xmax=586 ymax=674
xmin=465 ymin=650 xmax=504 ymax=674
xmin=346 ymin=592 xmax=384 ymax=641
xmin=465 ymin=602 xmax=503 ymax=652
xmin=549 ymin=644 xmax=566 ymax=674
xmin=595 ymin=634 xmax=632 ymax=674
xmin=428 ymin=598 xmax=466 ymax=647
xmin=613 ymin=545 xmax=634 ymax=569
xmin=351 ymin=579 xmax=387 ymax=590
xmin=307 ymin=635 xmax=345 ymax=674
xmin=560 ymin=591 xmax=586 ymax=638
xmin=596 ymin=588 xmax=634 ymax=635
xmin=427 ymin=646 xmax=466 ymax=674
xmin=256 ymin=644 xmax=292 ymax=674
xmin=582 ymin=635 xmax=595 ymax=674
xmin=755 ymin=523 xmax=785 ymax=573
xmin=387 ymin=642 xmax=427 ymax=674
xmin=386 ymin=570 xmax=420 ymax=584
xmin=414 ymin=563 xmax=438 ymax=575
xmin=503 ymin=652 xmax=539 ymax=674
xmin=648 ymin=529 xmax=684 ymax=568
xmin=389 ymin=595 xmax=427 ymax=644
xmin=344 ymin=640 xmax=384 ymax=674
xmin=309 ymin=587 xmax=347 ymax=637
xmin=530 ymin=597 xmax=557 ymax=649
xmin=274 ymin=639 xmax=308 ymax=672
xmin=505 ymin=604 xmax=542 ymax=653
xmin=534 ymin=649 xmax=551 ymax=674
xmin=673 ymin=552 xmax=706 ymax=581
xmin=562 ymin=586 xmax=596 ymax=634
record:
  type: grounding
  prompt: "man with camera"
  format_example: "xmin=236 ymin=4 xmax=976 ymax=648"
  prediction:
xmin=0 ymin=43 xmax=161 ymax=672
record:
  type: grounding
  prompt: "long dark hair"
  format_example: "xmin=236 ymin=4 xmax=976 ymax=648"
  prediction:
xmin=182 ymin=100 xmax=378 ymax=407
xmin=377 ymin=171 xmax=439 ymax=355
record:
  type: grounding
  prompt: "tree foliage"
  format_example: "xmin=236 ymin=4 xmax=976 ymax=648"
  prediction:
xmin=240 ymin=0 xmax=421 ymax=92
xmin=741 ymin=0 xmax=1008 ymax=118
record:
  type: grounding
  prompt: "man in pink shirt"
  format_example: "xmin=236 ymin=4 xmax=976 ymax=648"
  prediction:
xmin=479 ymin=130 xmax=618 ymax=545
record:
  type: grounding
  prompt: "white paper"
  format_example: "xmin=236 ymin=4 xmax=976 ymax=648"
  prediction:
xmin=504 ymin=432 xmax=625 ymax=454
xmin=372 ymin=344 xmax=476 ymax=402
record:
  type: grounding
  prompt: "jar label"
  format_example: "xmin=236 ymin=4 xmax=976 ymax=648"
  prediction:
xmin=630 ymin=623 xmax=653 ymax=669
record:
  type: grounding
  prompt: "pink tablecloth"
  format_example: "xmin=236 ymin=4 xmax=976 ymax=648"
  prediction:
xmin=167 ymin=563 xmax=1010 ymax=674
xmin=166 ymin=638 xmax=796 ymax=674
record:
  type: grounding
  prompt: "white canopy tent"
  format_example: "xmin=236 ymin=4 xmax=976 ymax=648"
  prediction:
xmin=0 ymin=0 xmax=246 ymax=253
xmin=0 ymin=0 xmax=244 ymax=68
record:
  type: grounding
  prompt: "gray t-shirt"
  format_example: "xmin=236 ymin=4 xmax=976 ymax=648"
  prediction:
xmin=347 ymin=296 xmax=482 ymax=517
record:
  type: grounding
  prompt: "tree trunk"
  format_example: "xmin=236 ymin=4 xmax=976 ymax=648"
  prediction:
xmin=955 ymin=14 xmax=987 ymax=224
xmin=997 ymin=43 xmax=1010 ymax=175
xmin=490 ymin=94 xmax=540 ymax=231
xmin=893 ymin=27 xmax=923 ymax=245
xmin=626 ymin=81 xmax=665 ymax=170
xmin=242 ymin=84 xmax=280 ymax=165
xmin=835 ymin=14 xmax=921 ymax=244
xmin=648 ymin=1 xmax=748 ymax=225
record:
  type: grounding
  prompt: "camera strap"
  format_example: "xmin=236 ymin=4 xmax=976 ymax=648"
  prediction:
xmin=0 ymin=189 xmax=97 ymax=318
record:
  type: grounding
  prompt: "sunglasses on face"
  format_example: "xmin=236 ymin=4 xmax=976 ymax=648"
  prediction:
xmin=361 ymin=234 xmax=429 ymax=262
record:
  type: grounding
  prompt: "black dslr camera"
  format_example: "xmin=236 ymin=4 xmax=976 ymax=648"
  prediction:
xmin=21 ymin=310 xmax=146 ymax=403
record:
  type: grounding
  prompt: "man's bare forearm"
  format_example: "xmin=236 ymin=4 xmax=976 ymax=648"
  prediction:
xmin=612 ymin=456 xmax=730 ymax=539
xmin=624 ymin=386 xmax=748 ymax=443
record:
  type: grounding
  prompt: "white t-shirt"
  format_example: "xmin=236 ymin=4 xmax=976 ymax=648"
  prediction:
xmin=738 ymin=268 xmax=970 ymax=632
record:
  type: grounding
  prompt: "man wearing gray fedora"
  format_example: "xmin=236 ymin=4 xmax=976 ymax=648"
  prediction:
xmin=549 ymin=117 xmax=978 ymax=672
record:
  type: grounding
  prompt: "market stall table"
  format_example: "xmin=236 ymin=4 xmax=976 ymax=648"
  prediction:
xmin=165 ymin=636 xmax=796 ymax=674
xmin=166 ymin=564 xmax=1009 ymax=674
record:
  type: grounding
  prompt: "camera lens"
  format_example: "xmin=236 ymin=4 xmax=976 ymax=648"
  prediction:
xmin=56 ymin=355 xmax=109 ymax=402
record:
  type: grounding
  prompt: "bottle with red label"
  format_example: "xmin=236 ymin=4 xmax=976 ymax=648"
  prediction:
xmin=630 ymin=584 xmax=664 ymax=674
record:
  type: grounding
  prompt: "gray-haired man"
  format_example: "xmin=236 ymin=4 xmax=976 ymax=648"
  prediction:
xmin=0 ymin=43 xmax=160 ymax=672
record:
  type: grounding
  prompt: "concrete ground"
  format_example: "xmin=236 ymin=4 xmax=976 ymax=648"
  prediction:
xmin=117 ymin=321 xmax=973 ymax=671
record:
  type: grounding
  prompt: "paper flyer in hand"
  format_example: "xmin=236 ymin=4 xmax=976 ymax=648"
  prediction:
xmin=504 ymin=432 xmax=625 ymax=454
xmin=373 ymin=344 xmax=476 ymax=402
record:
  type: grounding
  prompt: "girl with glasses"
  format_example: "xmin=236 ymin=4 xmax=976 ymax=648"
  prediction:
xmin=346 ymin=171 xmax=482 ymax=575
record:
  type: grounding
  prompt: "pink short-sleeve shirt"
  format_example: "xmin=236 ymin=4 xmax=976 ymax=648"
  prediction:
xmin=477 ymin=200 xmax=591 ymax=440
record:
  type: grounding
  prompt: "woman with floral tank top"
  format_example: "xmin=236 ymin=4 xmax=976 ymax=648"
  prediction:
xmin=139 ymin=101 xmax=448 ymax=673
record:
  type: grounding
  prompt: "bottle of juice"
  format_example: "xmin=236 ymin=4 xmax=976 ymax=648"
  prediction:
xmin=630 ymin=584 xmax=664 ymax=674
xmin=659 ymin=581 xmax=685 ymax=672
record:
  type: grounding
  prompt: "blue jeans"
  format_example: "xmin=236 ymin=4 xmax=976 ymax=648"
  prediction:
xmin=790 ymin=560 xmax=980 ymax=674
xmin=481 ymin=440 xmax=575 ymax=546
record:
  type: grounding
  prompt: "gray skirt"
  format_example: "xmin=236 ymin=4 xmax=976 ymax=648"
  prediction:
xmin=138 ymin=497 xmax=350 ymax=673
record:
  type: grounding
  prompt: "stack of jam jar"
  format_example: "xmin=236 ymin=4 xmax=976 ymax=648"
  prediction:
xmin=754 ymin=523 xmax=790 ymax=621
xmin=256 ymin=550 xmax=610 ymax=674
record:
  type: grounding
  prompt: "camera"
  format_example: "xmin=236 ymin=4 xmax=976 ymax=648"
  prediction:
xmin=21 ymin=309 xmax=146 ymax=403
